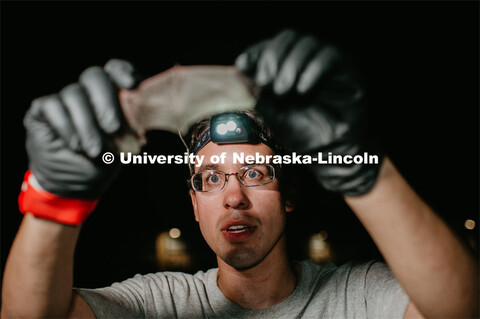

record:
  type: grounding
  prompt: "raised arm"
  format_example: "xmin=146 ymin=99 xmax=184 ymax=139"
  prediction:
xmin=2 ymin=214 xmax=94 ymax=317
xmin=345 ymin=158 xmax=478 ymax=318
xmin=1 ymin=60 xmax=139 ymax=318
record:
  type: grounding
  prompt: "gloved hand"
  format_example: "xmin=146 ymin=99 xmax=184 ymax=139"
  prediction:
xmin=235 ymin=29 xmax=383 ymax=196
xmin=23 ymin=59 xmax=141 ymax=201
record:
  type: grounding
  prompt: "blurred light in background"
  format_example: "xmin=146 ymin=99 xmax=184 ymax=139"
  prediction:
xmin=169 ymin=228 xmax=181 ymax=238
xmin=464 ymin=219 xmax=476 ymax=230
xmin=156 ymin=229 xmax=191 ymax=271
xmin=308 ymin=231 xmax=333 ymax=263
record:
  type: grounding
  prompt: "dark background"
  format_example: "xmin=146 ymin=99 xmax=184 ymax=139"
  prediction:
xmin=1 ymin=1 xmax=478 ymax=289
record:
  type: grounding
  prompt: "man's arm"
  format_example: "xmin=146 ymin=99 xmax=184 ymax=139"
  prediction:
xmin=1 ymin=59 xmax=139 ymax=318
xmin=1 ymin=214 xmax=95 ymax=318
xmin=345 ymin=158 xmax=479 ymax=318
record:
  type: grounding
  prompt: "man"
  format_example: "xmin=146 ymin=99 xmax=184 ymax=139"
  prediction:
xmin=1 ymin=30 xmax=478 ymax=318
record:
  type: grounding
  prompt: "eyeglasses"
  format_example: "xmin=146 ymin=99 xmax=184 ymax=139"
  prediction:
xmin=190 ymin=164 xmax=276 ymax=192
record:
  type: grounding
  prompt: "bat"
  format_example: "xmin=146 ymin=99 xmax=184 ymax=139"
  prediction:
xmin=116 ymin=65 xmax=256 ymax=154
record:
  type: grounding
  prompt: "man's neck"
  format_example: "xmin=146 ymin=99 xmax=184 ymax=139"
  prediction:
xmin=216 ymin=236 xmax=298 ymax=309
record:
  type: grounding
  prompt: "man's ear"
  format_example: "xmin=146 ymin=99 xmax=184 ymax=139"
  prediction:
xmin=189 ymin=189 xmax=199 ymax=222
xmin=285 ymin=200 xmax=295 ymax=213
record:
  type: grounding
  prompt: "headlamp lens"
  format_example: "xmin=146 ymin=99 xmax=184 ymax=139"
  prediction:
xmin=210 ymin=113 xmax=252 ymax=144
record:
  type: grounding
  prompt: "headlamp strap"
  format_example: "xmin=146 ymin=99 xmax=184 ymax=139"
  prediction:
xmin=192 ymin=129 xmax=212 ymax=155
xmin=192 ymin=128 xmax=272 ymax=155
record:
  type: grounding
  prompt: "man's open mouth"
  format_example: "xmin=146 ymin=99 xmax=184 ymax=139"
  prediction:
xmin=221 ymin=222 xmax=256 ymax=242
xmin=225 ymin=225 xmax=253 ymax=233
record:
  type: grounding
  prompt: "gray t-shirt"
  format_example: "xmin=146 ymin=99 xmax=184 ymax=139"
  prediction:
xmin=76 ymin=260 xmax=409 ymax=318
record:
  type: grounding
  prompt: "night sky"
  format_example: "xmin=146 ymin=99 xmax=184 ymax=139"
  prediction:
xmin=1 ymin=1 xmax=478 ymax=289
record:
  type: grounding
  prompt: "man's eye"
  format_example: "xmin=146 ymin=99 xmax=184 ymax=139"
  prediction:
xmin=245 ymin=169 xmax=262 ymax=180
xmin=206 ymin=174 xmax=221 ymax=184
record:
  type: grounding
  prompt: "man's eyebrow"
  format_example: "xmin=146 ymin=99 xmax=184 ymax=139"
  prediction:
xmin=197 ymin=163 xmax=222 ymax=172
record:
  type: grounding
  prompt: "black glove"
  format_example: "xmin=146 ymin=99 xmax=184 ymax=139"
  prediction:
xmin=24 ymin=59 xmax=140 ymax=200
xmin=235 ymin=29 xmax=383 ymax=196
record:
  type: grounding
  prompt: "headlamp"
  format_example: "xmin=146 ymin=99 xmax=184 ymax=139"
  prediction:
xmin=192 ymin=113 xmax=272 ymax=155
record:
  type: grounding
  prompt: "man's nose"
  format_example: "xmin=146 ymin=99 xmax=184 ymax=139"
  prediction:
xmin=222 ymin=174 xmax=250 ymax=209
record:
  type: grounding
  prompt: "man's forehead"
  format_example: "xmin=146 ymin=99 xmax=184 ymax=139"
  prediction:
xmin=198 ymin=141 xmax=274 ymax=157
xmin=194 ymin=141 xmax=274 ymax=171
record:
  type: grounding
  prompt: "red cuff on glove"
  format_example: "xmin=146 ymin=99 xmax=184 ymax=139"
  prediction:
xmin=18 ymin=170 xmax=98 ymax=225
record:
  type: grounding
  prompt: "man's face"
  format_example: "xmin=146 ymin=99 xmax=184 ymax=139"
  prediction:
xmin=190 ymin=142 xmax=293 ymax=270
